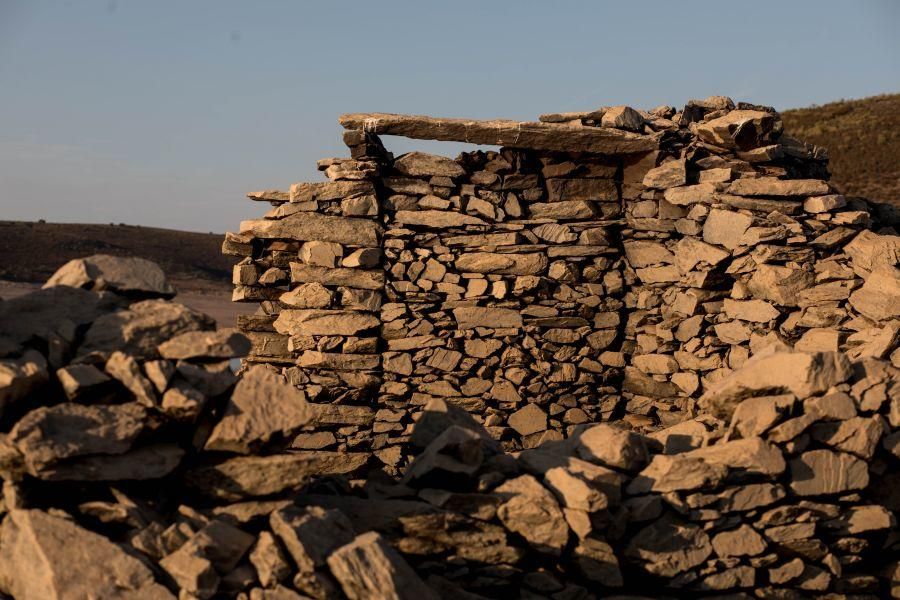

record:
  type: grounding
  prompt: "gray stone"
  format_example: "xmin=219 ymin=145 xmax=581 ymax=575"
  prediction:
xmin=789 ymin=449 xmax=869 ymax=496
xmin=205 ymin=366 xmax=312 ymax=454
xmin=643 ymin=159 xmax=687 ymax=189
xmin=240 ymin=212 xmax=382 ymax=247
xmin=273 ymin=309 xmax=379 ymax=337
xmin=695 ymin=110 xmax=780 ymax=150
xmin=158 ymin=329 xmax=250 ymax=360
xmin=455 ymin=252 xmax=547 ymax=275
xmin=495 ymin=474 xmax=569 ymax=554
xmin=508 ymin=403 xmax=548 ymax=436
xmin=185 ymin=452 xmax=369 ymax=501
xmin=625 ymin=515 xmax=712 ymax=577
xmin=10 ymin=402 xmax=147 ymax=475
xmin=394 ymin=151 xmax=465 ymax=177
xmin=394 ymin=210 xmax=487 ymax=228
xmin=271 ymin=506 xmax=356 ymax=574
xmin=79 ymin=299 xmax=215 ymax=359
xmin=0 ymin=509 xmax=173 ymax=600
xmin=326 ymin=531 xmax=439 ymax=600
xmin=575 ymin=424 xmax=648 ymax=471
xmin=700 ymin=351 xmax=852 ymax=419
xmin=453 ymin=306 xmax=523 ymax=329
xmin=703 ymin=209 xmax=753 ymax=250
xmin=289 ymin=263 xmax=383 ymax=290
xmin=727 ymin=177 xmax=830 ymax=196
xmin=44 ymin=254 xmax=175 ymax=298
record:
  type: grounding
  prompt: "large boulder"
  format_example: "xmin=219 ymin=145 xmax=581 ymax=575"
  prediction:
xmin=78 ymin=299 xmax=215 ymax=359
xmin=700 ymin=351 xmax=852 ymax=419
xmin=0 ymin=509 xmax=173 ymax=599
xmin=0 ymin=286 xmax=120 ymax=353
xmin=6 ymin=402 xmax=175 ymax=480
xmin=44 ymin=254 xmax=176 ymax=298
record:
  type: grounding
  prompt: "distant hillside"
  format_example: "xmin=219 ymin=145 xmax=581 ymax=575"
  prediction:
xmin=0 ymin=221 xmax=232 ymax=289
xmin=782 ymin=94 xmax=900 ymax=205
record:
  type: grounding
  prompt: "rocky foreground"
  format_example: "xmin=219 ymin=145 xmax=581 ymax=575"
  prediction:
xmin=0 ymin=255 xmax=898 ymax=598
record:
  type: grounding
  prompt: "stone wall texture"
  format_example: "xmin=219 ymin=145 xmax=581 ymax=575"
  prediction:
xmin=225 ymin=98 xmax=900 ymax=476
xmin=2 ymin=96 xmax=900 ymax=600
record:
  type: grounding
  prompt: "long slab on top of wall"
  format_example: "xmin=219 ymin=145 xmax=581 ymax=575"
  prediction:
xmin=339 ymin=112 xmax=659 ymax=154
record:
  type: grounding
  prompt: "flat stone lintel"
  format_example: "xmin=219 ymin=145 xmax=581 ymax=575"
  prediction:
xmin=339 ymin=112 xmax=659 ymax=155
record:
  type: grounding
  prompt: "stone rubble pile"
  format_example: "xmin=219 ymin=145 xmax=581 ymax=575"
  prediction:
xmin=1 ymin=258 xmax=899 ymax=598
xmin=0 ymin=257 xmax=373 ymax=599
xmin=301 ymin=348 xmax=900 ymax=599
xmin=227 ymin=97 xmax=899 ymax=473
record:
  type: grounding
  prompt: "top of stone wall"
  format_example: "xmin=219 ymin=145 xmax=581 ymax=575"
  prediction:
xmin=338 ymin=111 xmax=659 ymax=154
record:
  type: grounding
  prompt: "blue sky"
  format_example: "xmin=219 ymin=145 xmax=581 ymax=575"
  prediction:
xmin=1 ymin=0 xmax=898 ymax=232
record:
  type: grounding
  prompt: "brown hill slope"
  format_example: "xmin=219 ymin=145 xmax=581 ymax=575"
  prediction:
xmin=782 ymin=93 xmax=900 ymax=205
xmin=0 ymin=221 xmax=231 ymax=289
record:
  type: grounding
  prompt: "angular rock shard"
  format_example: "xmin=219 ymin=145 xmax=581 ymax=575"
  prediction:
xmin=0 ymin=509 xmax=173 ymax=599
xmin=204 ymin=366 xmax=312 ymax=454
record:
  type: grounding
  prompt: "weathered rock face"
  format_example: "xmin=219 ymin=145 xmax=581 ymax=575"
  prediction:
xmin=700 ymin=351 xmax=853 ymax=418
xmin=184 ymin=452 xmax=369 ymax=501
xmin=158 ymin=329 xmax=251 ymax=360
xmin=0 ymin=285 xmax=120 ymax=351
xmin=326 ymin=531 xmax=439 ymax=600
xmin=204 ymin=366 xmax=312 ymax=454
xmin=9 ymin=402 xmax=150 ymax=476
xmin=79 ymin=299 xmax=216 ymax=359
xmin=0 ymin=509 xmax=174 ymax=600
xmin=44 ymin=253 xmax=176 ymax=298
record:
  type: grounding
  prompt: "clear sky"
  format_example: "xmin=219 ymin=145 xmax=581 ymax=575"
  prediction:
xmin=1 ymin=1 xmax=898 ymax=233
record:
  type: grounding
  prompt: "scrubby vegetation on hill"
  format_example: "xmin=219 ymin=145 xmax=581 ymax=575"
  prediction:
xmin=782 ymin=93 xmax=900 ymax=205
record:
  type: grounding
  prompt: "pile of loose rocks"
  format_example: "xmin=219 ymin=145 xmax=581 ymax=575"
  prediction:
xmin=1 ymin=255 xmax=900 ymax=598
xmin=0 ymin=256 xmax=374 ymax=599
xmin=227 ymin=97 xmax=899 ymax=472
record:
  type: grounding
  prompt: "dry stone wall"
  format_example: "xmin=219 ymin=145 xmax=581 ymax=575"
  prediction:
xmin=226 ymin=97 xmax=900 ymax=471
xmin=1 ymin=254 xmax=900 ymax=599
xmin=378 ymin=148 xmax=627 ymax=455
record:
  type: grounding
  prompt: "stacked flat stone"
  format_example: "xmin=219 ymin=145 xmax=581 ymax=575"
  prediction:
xmin=224 ymin=130 xmax=390 ymax=453
xmin=225 ymin=97 xmax=899 ymax=470
xmin=618 ymin=97 xmax=899 ymax=432
xmin=378 ymin=148 xmax=627 ymax=456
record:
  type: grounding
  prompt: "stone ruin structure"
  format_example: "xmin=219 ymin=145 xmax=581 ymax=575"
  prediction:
xmin=0 ymin=97 xmax=898 ymax=600
xmin=226 ymin=98 xmax=899 ymax=471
